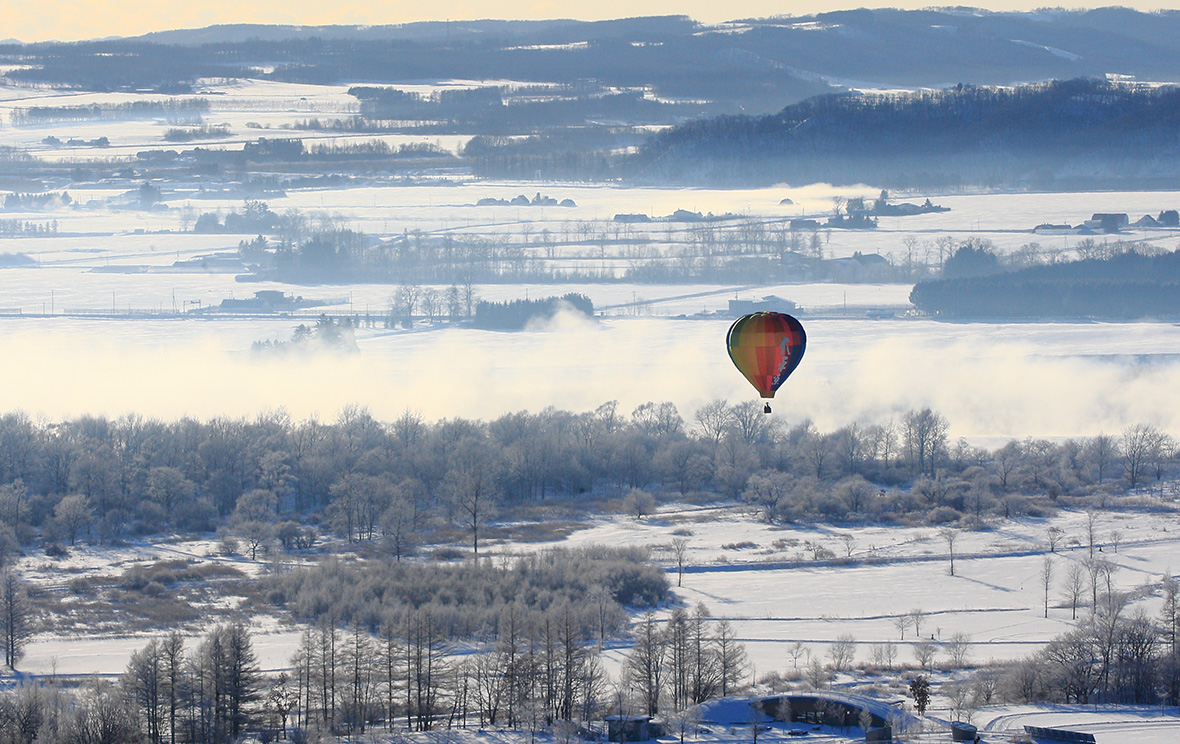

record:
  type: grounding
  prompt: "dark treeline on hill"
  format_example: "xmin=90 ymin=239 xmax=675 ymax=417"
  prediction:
xmin=345 ymin=85 xmax=701 ymax=134
xmin=472 ymin=293 xmax=594 ymax=329
xmin=631 ymin=78 xmax=1180 ymax=189
xmin=912 ymin=248 xmax=1180 ymax=318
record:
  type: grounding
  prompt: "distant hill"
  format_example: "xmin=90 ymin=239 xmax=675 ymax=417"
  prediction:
xmin=133 ymin=18 xmax=687 ymax=45
xmin=7 ymin=9 xmax=1180 ymax=116
xmin=629 ymin=77 xmax=1180 ymax=188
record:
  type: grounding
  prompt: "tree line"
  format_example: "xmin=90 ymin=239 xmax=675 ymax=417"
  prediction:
xmin=9 ymin=99 xmax=209 ymax=126
xmin=215 ymin=200 xmax=902 ymax=286
xmin=997 ymin=573 xmax=1180 ymax=707
xmin=471 ymin=293 xmax=594 ymax=329
xmin=912 ymin=246 xmax=1180 ymax=318
xmin=0 ymin=591 xmax=751 ymax=744
xmin=0 ymin=623 xmax=258 ymax=744
xmin=0 ymin=403 xmax=1173 ymax=563
xmin=630 ymin=78 xmax=1180 ymax=188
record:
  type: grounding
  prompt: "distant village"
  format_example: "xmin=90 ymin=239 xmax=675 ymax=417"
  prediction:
xmin=1035 ymin=209 xmax=1180 ymax=235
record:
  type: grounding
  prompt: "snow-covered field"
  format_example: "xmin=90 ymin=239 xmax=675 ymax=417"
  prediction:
xmin=17 ymin=503 xmax=1180 ymax=743
xmin=977 ymin=705 xmax=1180 ymax=744
xmin=21 ymin=504 xmax=1180 ymax=677
xmin=3 ymin=77 xmax=1180 ymax=742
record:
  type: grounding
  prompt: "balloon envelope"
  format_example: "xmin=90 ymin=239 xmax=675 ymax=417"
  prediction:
xmin=726 ymin=312 xmax=807 ymax=399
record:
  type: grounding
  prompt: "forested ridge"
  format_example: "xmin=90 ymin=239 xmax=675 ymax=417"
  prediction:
xmin=632 ymin=78 xmax=1180 ymax=188
xmin=12 ymin=9 xmax=1180 ymax=106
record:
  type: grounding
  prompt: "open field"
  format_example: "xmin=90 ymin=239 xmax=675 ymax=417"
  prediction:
xmin=15 ymin=501 xmax=1180 ymax=742
xmin=20 ymin=503 xmax=1180 ymax=675
xmin=3 ymin=76 xmax=1180 ymax=744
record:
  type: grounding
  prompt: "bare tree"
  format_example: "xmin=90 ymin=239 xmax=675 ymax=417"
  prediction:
xmin=671 ymin=538 xmax=689 ymax=587
xmin=1046 ymin=526 xmax=1064 ymax=552
xmin=1063 ymin=561 xmax=1086 ymax=620
xmin=1082 ymin=434 xmax=1118 ymax=483
xmin=787 ymin=641 xmax=809 ymax=669
xmin=693 ymin=399 xmax=733 ymax=447
xmin=840 ymin=533 xmax=858 ymax=558
xmin=940 ymin=527 xmax=959 ymax=576
xmin=1041 ymin=555 xmax=1054 ymax=618
xmin=892 ymin=614 xmax=910 ymax=640
xmin=804 ymin=656 xmax=830 ymax=690
xmin=1109 ymin=529 xmax=1123 ymax=554
xmin=902 ymin=408 xmax=949 ymax=476
xmin=1162 ymin=573 xmax=1180 ymax=706
xmin=715 ymin=619 xmax=749 ymax=696
xmin=419 ymin=287 xmax=441 ymax=323
xmin=0 ymin=570 xmax=32 ymax=668
xmin=913 ymin=639 xmax=938 ymax=670
xmin=444 ymin=437 xmax=502 ymax=557
xmin=625 ymin=612 xmax=666 ymax=716
xmin=666 ymin=706 xmax=701 ymax=744
xmin=1122 ymin=423 xmax=1156 ymax=488
xmin=728 ymin=401 xmax=771 ymax=445
xmin=910 ymin=608 xmax=927 ymax=638
xmin=827 ymin=634 xmax=857 ymax=672
xmin=622 ymin=489 xmax=657 ymax=520
xmin=52 ymin=493 xmax=93 ymax=545
xmin=381 ymin=492 xmax=416 ymax=561
xmin=943 ymin=680 xmax=976 ymax=723
xmin=831 ymin=195 xmax=847 ymax=218
xmin=392 ymin=284 xmax=421 ymax=327
xmin=870 ymin=642 xmax=898 ymax=671
xmin=859 ymin=708 xmax=875 ymax=735
xmin=1086 ymin=511 xmax=1099 ymax=559
xmin=945 ymin=632 xmax=972 ymax=667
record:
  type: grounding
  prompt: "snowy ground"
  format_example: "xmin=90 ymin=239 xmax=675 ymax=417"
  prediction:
xmin=526 ymin=504 xmax=1180 ymax=670
xmin=976 ymin=705 xmax=1180 ymax=744
xmin=3 ymin=77 xmax=1180 ymax=743
xmin=15 ymin=503 xmax=1180 ymax=743
xmin=20 ymin=504 xmax=1180 ymax=676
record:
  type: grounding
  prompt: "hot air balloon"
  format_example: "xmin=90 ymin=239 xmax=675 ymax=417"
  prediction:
xmin=726 ymin=311 xmax=807 ymax=413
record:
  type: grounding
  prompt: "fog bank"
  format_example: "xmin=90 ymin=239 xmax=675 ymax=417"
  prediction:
xmin=1 ymin=316 xmax=1175 ymax=440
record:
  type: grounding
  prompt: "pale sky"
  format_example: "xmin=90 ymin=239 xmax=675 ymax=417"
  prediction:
xmin=4 ymin=0 xmax=1177 ymax=44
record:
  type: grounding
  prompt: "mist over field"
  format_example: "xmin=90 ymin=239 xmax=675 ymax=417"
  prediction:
xmin=3 ymin=314 xmax=1177 ymax=440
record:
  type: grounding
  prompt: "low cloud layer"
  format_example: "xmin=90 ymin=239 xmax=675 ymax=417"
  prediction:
xmin=0 ymin=318 xmax=1175 ymax=441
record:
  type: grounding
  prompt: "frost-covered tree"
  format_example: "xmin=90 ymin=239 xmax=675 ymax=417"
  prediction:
xmin=0 ymin=570 xmax=32 ymax=668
